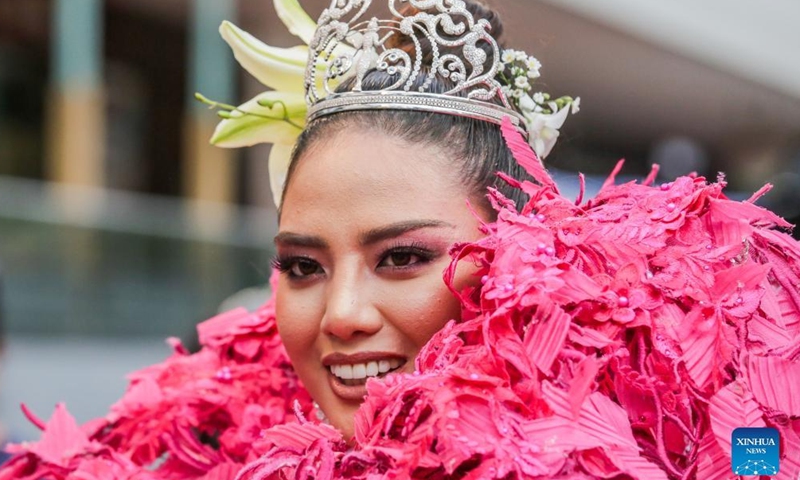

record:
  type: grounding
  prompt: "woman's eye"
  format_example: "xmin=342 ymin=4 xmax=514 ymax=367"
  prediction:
xmin=378 ymin=247 xmax=433 ymax=269
xmin=273 ymin=256 xmax=323 ymax=280
xmin=384 ymin=252 xmax=416 ymax=267
xmin=291 ymin=259 xmax=323 ymax=277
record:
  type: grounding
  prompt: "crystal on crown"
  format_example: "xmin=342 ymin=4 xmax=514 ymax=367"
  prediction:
xmin=304 ymin=0 xmax=526 ymax=131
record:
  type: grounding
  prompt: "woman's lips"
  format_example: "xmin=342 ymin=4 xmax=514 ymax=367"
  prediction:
xmin=323 ymin=352 xmax=407 ymax=401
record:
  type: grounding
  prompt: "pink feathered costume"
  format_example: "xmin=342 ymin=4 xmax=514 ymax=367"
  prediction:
xmin=3 ymin=120 xmax=800 ymax=479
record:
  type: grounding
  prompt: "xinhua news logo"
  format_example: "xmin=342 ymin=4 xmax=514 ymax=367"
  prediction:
xmin=731 ymin=427 xmax=780 ymax=476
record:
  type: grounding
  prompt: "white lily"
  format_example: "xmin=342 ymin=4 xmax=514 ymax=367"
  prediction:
xmin=519 ymin=93 xmax=542 ymax=113
xmin=571 ymin=96 xmax=581 ymax=114
xmin=219 ymin=3 xmax=352 ymax=95
xmin=212 ymin=1 xmax=320 ymax=207
xmin=268 ymin=143 xmax=295 ymax=207
xmin=210 ymin=91 xmax=306 ymax=148
xmin=273 ymin=0 xmax=317 ymax=45
xmin=523 ymin=105 xmax=571 ymax=159
xmin=219 ymin=21 xmax=309 ymax=93
xmin=213 ymin=0 xmax=365 ymax=206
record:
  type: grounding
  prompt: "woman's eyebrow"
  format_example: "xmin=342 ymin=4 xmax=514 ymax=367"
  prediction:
xmin=274 ymin=232 xmax=329 ymax=249
xmin=274 ymin=220 xmax=454 ymax=249
xmin=359 ymin=220 xmax=454 ymax=246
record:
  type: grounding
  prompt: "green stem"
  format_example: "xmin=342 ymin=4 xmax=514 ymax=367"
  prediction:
xmin=195 ymin=93 xmax=240 ymax=112
xmin=194 ymin=93 xmax=303 ymax=130
xmin=260 ymin=100 xmax=304 ymax=130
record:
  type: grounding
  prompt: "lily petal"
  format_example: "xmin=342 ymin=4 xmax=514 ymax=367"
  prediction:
xmin=269 ymin=143 xmax=294 ymax=207
xmin=524 ymin=106 xmax=571 ymax=159
xmin=273 ymin=0 xmax=317 ymax=45
xmin=210 ymin=91 xmax=306 ymax=148
xmin=220 ymin=20 xmax=307 ymax=93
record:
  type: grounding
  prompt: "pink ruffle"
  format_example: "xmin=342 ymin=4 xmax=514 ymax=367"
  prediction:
xmin=3 ymin=118 xmax=800 ymax=479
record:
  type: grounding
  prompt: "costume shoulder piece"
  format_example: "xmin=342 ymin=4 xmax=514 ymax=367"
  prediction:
xmin=0 ymin=284 xmax=315 ymax=480
xmin=3 ymin=120 xmax=800 ymax=479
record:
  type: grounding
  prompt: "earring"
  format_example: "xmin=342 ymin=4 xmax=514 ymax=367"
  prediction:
xmin=313 ymin=402 xmax=329 ymax=423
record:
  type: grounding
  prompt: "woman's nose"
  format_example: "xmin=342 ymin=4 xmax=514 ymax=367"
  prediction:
xmin=320 ymin=267 xmax=382 ymax=341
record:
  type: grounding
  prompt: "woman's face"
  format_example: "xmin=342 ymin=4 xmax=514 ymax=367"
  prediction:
xmin=275 ymin=128 xmax=485 ymax=439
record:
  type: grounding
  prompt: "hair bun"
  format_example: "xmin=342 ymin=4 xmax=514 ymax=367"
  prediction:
xmin=462 ymin=1 xmax=504 ymax=41
xmin=384 ymin=1 xmax=505 ymax=67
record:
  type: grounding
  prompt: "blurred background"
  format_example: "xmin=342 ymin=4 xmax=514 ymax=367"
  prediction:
xmin=1 ymin=0 xmax=799 ymax=442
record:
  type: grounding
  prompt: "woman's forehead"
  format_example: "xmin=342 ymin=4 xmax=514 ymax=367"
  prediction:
xmin=285 ymin=132 xmax=462 ymax=201
xmin=278 ymin=131 xmax=477 ymax=235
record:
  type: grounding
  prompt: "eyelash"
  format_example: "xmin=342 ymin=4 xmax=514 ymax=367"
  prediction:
xmin=271 ymin=255 xmax=321 ymax=280
xmin=379 ymin=242 xmax=436 ymax=270
xmin=271 ymin=242 xmax=437 ymax=280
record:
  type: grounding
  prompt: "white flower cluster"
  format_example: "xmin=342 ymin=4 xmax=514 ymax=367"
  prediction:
xmin=499 ymin=49 xmax=541 ymax=100
xmin=498 ymin=48 xmax=580 ymax=159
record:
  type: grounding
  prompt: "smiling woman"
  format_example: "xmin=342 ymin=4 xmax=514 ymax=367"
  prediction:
xmin=275 ymin=129 xmax=488 ymax=438
xmin=3 ymin=0 xmax=800 ymax=479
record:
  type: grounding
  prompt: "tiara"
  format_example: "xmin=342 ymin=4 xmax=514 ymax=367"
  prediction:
xmin=303 ymin=0 xmax=529 ymax=134
xmin=201 ymin=0 xmax=579 ymax=206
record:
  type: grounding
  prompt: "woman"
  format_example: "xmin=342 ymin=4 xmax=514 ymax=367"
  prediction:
xmin=3 ymin=1 xmax=800 ymax=479
xmin=272 ymin=2 xmax=540 ymax=435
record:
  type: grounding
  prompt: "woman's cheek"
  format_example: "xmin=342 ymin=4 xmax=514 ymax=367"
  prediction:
xmin=382 ymin=273 xmax=462 ymax=348
xmin=275 ymin=281 xmax=321 ymax=353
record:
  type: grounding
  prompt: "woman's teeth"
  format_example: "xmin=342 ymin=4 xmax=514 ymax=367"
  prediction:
xmin=330 ymin=359 xmax=403 ymax=384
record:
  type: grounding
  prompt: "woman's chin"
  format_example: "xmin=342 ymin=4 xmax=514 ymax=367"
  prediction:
xmin=317 ymin=361 xmax=414 ymax=443
xmin=326 ymin=405 xmax=357 ymax=442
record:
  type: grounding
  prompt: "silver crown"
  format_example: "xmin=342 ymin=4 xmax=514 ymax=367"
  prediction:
xmin=304 ymin=0 xmax=528 ymax=134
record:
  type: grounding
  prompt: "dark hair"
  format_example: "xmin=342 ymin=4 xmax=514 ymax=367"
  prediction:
xmin=282 ymin=1 xmax=531 ymax=216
